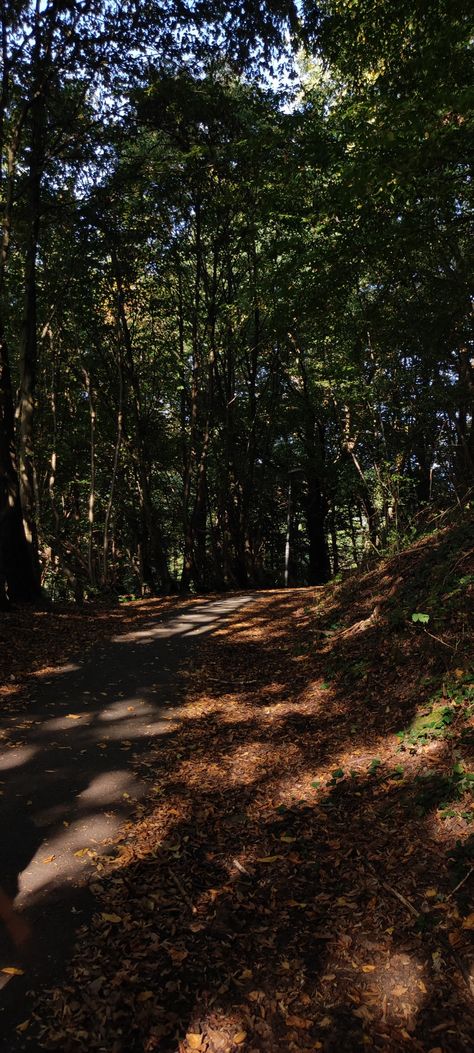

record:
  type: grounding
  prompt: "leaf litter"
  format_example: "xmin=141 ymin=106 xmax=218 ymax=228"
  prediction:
xmin=6 ymin=525 xmax=474 ymax=1051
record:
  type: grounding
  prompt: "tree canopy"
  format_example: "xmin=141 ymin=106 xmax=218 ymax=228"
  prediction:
xmin=0 ymin=0 xmax=472 ymax=603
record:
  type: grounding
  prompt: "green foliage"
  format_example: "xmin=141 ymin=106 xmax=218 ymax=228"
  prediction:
xmin=413 ymin=763 xmax=474 ymax=818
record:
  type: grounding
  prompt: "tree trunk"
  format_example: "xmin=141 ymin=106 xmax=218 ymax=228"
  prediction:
xmin=305 ymin=473 xmax=331 ymax=585
xmin=112 ymin=248 xmax=173 ymax=592
xmin=16 ymin=11 xmax=44 ymax=590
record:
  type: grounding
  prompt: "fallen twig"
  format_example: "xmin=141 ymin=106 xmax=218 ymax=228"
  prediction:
xmin=382 ymin=881 xmax=419 ymax=918
xmin=447 ymin=865 xmax=474 ymax=900
xmin=423 ymin=627 xmax=455 ymax=650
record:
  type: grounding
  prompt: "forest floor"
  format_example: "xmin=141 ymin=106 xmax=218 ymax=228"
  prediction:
xmin=0 ymin=519 xmax=473 ymax=1052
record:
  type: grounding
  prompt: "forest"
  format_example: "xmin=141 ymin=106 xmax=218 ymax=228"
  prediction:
xmin=1 ymin=5 xmax=474 ymax=1051
xmin=1 ymin=0 xmax=472 ymax=605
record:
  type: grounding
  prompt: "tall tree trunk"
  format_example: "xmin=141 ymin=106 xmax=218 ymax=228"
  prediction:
xmin=83 ymin=369 xmax=96 ymax=586
xmin=0 ymin=9 xmax=40 ymax=604
xmin=103 ymin=348 xmax=123 ymax=586
xmin=16 ymin=9 xmax=45 ymax=589
xmin=305 ymin=472 xmax=331 ymax=584
xmin=112 ymin=247 xmax=173 ymax=593
xmin=0 ymin=324 xmax=40 ymax=604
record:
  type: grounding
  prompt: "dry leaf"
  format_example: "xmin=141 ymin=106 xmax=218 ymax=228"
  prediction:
xmin=1 ymin=967 xmax=24 ymax=976
xmin=462 ymin=913 xmax=474 ymax=929
xmin=233 ymin=1032 xmax=247 ymax=1045
xmin=170 ymin=947 xmax=189 ymax=963
xmin=286 ymin=1015 xmax=311 ymax=1029
xmin=255 ymin=855 xmax=281 ymax=863
xmin=186 ymin=1033 xmax=203 ymax=1049
xmin=392 ymin=985 xmax=408 ymax=997
xmin=137 ymin=991 xmax=154 ymax=1002
xmin=362 ymin=965 xmax=376 ymax=972
xmin=66 ymin=713 xmax=81 ymax=720
xmin=42 ymin=854 xmax=55 ymax=864
xmin=15 ymin=1020 xmax=30 ymax=1032
xmin=100 ymin=913 xmax=122 ymax=923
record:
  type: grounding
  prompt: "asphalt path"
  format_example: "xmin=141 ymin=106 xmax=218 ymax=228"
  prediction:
xmin=0 ymin=594 xmax=254 ymax=1049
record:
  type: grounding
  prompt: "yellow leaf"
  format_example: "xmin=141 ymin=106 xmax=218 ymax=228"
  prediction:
xmin=255 ymin=855 xmax=281 ymax=863
xmin=100 ymin=913 xmax=122 ymax=923
xmin=16 ymin=1020 xmax=30 ymax=1032
xmin=392 ymin=985 xmax=408 ymax=997
xmin=74 ymin=848 xmax=90 ymax=858
xmin=462 ymin=913 xmax=474 ymax=929
xmin=279 ymin=835 xmax=296 ymax=843
xmin=42 ymin=855 xmax=55 ymax=864
xmin=454 ymin=669 xmax=465 ymax=678
xmin=186 ymin=1034 xmax=203 ymax=1049
xmin=417 ymin=980 xmax=427 ymax=993
xmin=1 ymin=967 xmax=24 ymax=976
xmin=137 ymin=991 xmax=154 ymax=1002
xmin=240 ymin=969 xmax=253 ymax=979
xmin=233 ymin=1032 xmax=247 ymax=1045
xmin=362 ymin=965 xmax=376 ymax=972
xmin=425 ymin=888 xmax=438 ymax=898
xmin=66 ymin=713 xmax=81 ymax=720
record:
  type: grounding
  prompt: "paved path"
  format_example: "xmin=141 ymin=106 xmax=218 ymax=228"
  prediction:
xmin=0 ymin=594 xmax=254 ymax=1048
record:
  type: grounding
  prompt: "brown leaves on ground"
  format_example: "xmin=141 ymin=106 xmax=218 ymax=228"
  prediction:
xmin=10 ymin=524 xmax=474 ymax=1051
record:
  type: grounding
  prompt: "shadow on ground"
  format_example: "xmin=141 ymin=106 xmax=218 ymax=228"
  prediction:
xmin=0 ymin=523 xmax=473 ymax=1051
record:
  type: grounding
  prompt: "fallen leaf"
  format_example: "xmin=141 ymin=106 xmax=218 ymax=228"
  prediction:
xmin=255 ymin=855 xmax=281 ymax=863
xmin=186 ymin=1033 xmax=203 ymax=1049
xmin=286 ymin=1015 xmax=311 ymax=1029
xmin=15 ymin=1020 xmax=30 ymax=1032
xmin=392 ymin=985 xmax=408 ymax=997
xmin=1 ymin=967 xmax=24 ymax=976
xmin=362 ymin=965 xmax=376 ymax=972
xmin=100 ymin=913 xmax=122 ymax=923
xmin=462 ymin=913 xmax=474 ymax=929
xmin=233 ymin=1032 xmax=247 ymax=1045
xmin=137 ymin=991 xmax=154 ymax=1002
xmin=66 ymin=713 xmax=81 ymax=720
xmin=42 ymin=854 xmax=55 ymax=864
xmin=169 ymin=947 xmax=188 ymax=963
